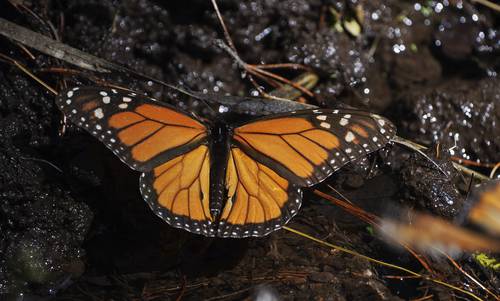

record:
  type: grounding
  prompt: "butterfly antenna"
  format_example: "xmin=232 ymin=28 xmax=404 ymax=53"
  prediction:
xmin=195 ymin=94 xmax=218 ymax=115
xmin=115 ymin=68 xmax=219 ymax=115
xmin=171 ymin=84 xmax=220 ymax=115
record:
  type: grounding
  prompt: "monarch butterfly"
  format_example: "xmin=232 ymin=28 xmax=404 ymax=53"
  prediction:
xmin=57 ymin=86 xmax=396 ymax=238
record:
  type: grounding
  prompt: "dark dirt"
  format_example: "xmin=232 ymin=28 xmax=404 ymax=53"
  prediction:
xmin=0 ymin=0 xmax=499 ymax=300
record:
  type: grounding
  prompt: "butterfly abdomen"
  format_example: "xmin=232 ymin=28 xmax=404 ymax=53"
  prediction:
xmin=208 ymin=122 xmax=232 ymax=220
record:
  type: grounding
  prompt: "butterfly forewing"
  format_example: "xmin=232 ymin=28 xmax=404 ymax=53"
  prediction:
xmin=233 ymin=109 xmax=396 ymax=187
xmin=57 ymin=87 xmax=208 ymax=171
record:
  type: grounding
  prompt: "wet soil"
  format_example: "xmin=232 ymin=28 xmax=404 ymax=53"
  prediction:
xmin=0 ymin=0 xmax=499 ymax=300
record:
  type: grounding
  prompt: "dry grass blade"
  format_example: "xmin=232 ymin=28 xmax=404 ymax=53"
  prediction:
xmin=314 ymin=189 xmax=435 ymax=274
xmin=470 ymin=0 xmax=500 ymax=12
xmin=269 ymin=72 xmax=319 ymax=101
xmin=283 ymin=226 xmax=486 ymax=301
xmin=490 ymin=163 xmax=500 ymax=179
xmin=316 ymin=189 xmax=500 ymax=298
xmin=0 ymin=52 xmax=58 ymax=95
xmin=442 ymin=252 xmax=499 ymax=300
xmin=451 ymin=157 xmax=499 ymax=169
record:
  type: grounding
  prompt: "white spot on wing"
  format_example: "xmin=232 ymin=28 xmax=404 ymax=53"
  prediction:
xmin=94 ymin=108 xmax=104 ymax=119
xmin=339 ymin=118 xmax=349 ymax=126
xmin=345 ymin=131 xmax=355 ymax=142
xmin=119 ymin=103 xmax=128 ymax=109
xmin=316 ymin=115 xmax=327 ymax=121
xmin=67 ymin=91 xmax=73 ymax=97
xmin=320 ymin=122 xmax=331 ymax=129
xmin=102 ymin=96 xmax=110 ymax=104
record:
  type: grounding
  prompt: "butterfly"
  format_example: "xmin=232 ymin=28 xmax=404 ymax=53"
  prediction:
xmin=57 ymin=86 xmax=396 ymax=238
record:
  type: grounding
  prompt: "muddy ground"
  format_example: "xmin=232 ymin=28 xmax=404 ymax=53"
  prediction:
xmin=0 ymin=0 xmax=499 ymax=300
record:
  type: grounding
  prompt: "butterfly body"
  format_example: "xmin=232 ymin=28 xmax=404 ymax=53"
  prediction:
xmin=208 ymin=120 xmax=232 ymax=219
xmin=57 ymin=86 xmax=396 ymax=238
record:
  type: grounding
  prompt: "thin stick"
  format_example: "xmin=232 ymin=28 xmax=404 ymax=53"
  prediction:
xmin=211 ymin=0 xmax=237 ymax=52
xmin=441 ymin=251 xmax=499 ymax=300
xmin=314 ymin=189 xmax=435 ymax=274
xmin=253 ymin=63 xmax=312 ymax=71
xmin=216 ymin=40 xmax=315 ymax=98
xmin=0 ymin=17 xmax=116 ymax=73
xmin=0 ymin=53 xmax=58 ymax=95
xmin=283 ymin=226 xmax=420 ymax=276
xmin=269 ymin=72 xmax=319 ymax=100
xmin=489 ymin=162 xmax=500 ymax=179
xmin=251 ymin=65 xmax=315 ymax=97
xmin=451 ymin=158 xmax=497 ymax=168
xmin=15 ymin=42 xmax=36 ymax=59
xmin=454 ymin=162 xmax=490 ymax=181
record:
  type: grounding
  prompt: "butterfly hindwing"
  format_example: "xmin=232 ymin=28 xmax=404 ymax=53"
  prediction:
xmin=140 ymin=144 xmax=216 ymax=236
xmin=57 ymin=87 xmax=208 ymax=171
xmin=233 ymin=109 xmax=396 ymax=187
xmin=140 ymin=144 xmax=303 ymax=238
xmin=218 ymin=147 xmax=302 ymax=238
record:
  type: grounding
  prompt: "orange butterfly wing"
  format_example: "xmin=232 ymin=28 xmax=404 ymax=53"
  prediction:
xmin=57 ymin=86 xmax=207 ymax=171
xmin=217 ymin=147 xmax=301 ymax=237
xmin=140 ymin=144 xmax=216 ymax=235
xmin=233 ymin=109 xmax=396 ymax=186
xmin=58 ymin=87 xmax=216 ymax=233
xmin=216 ymin=109 xmax=396 ymax=237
